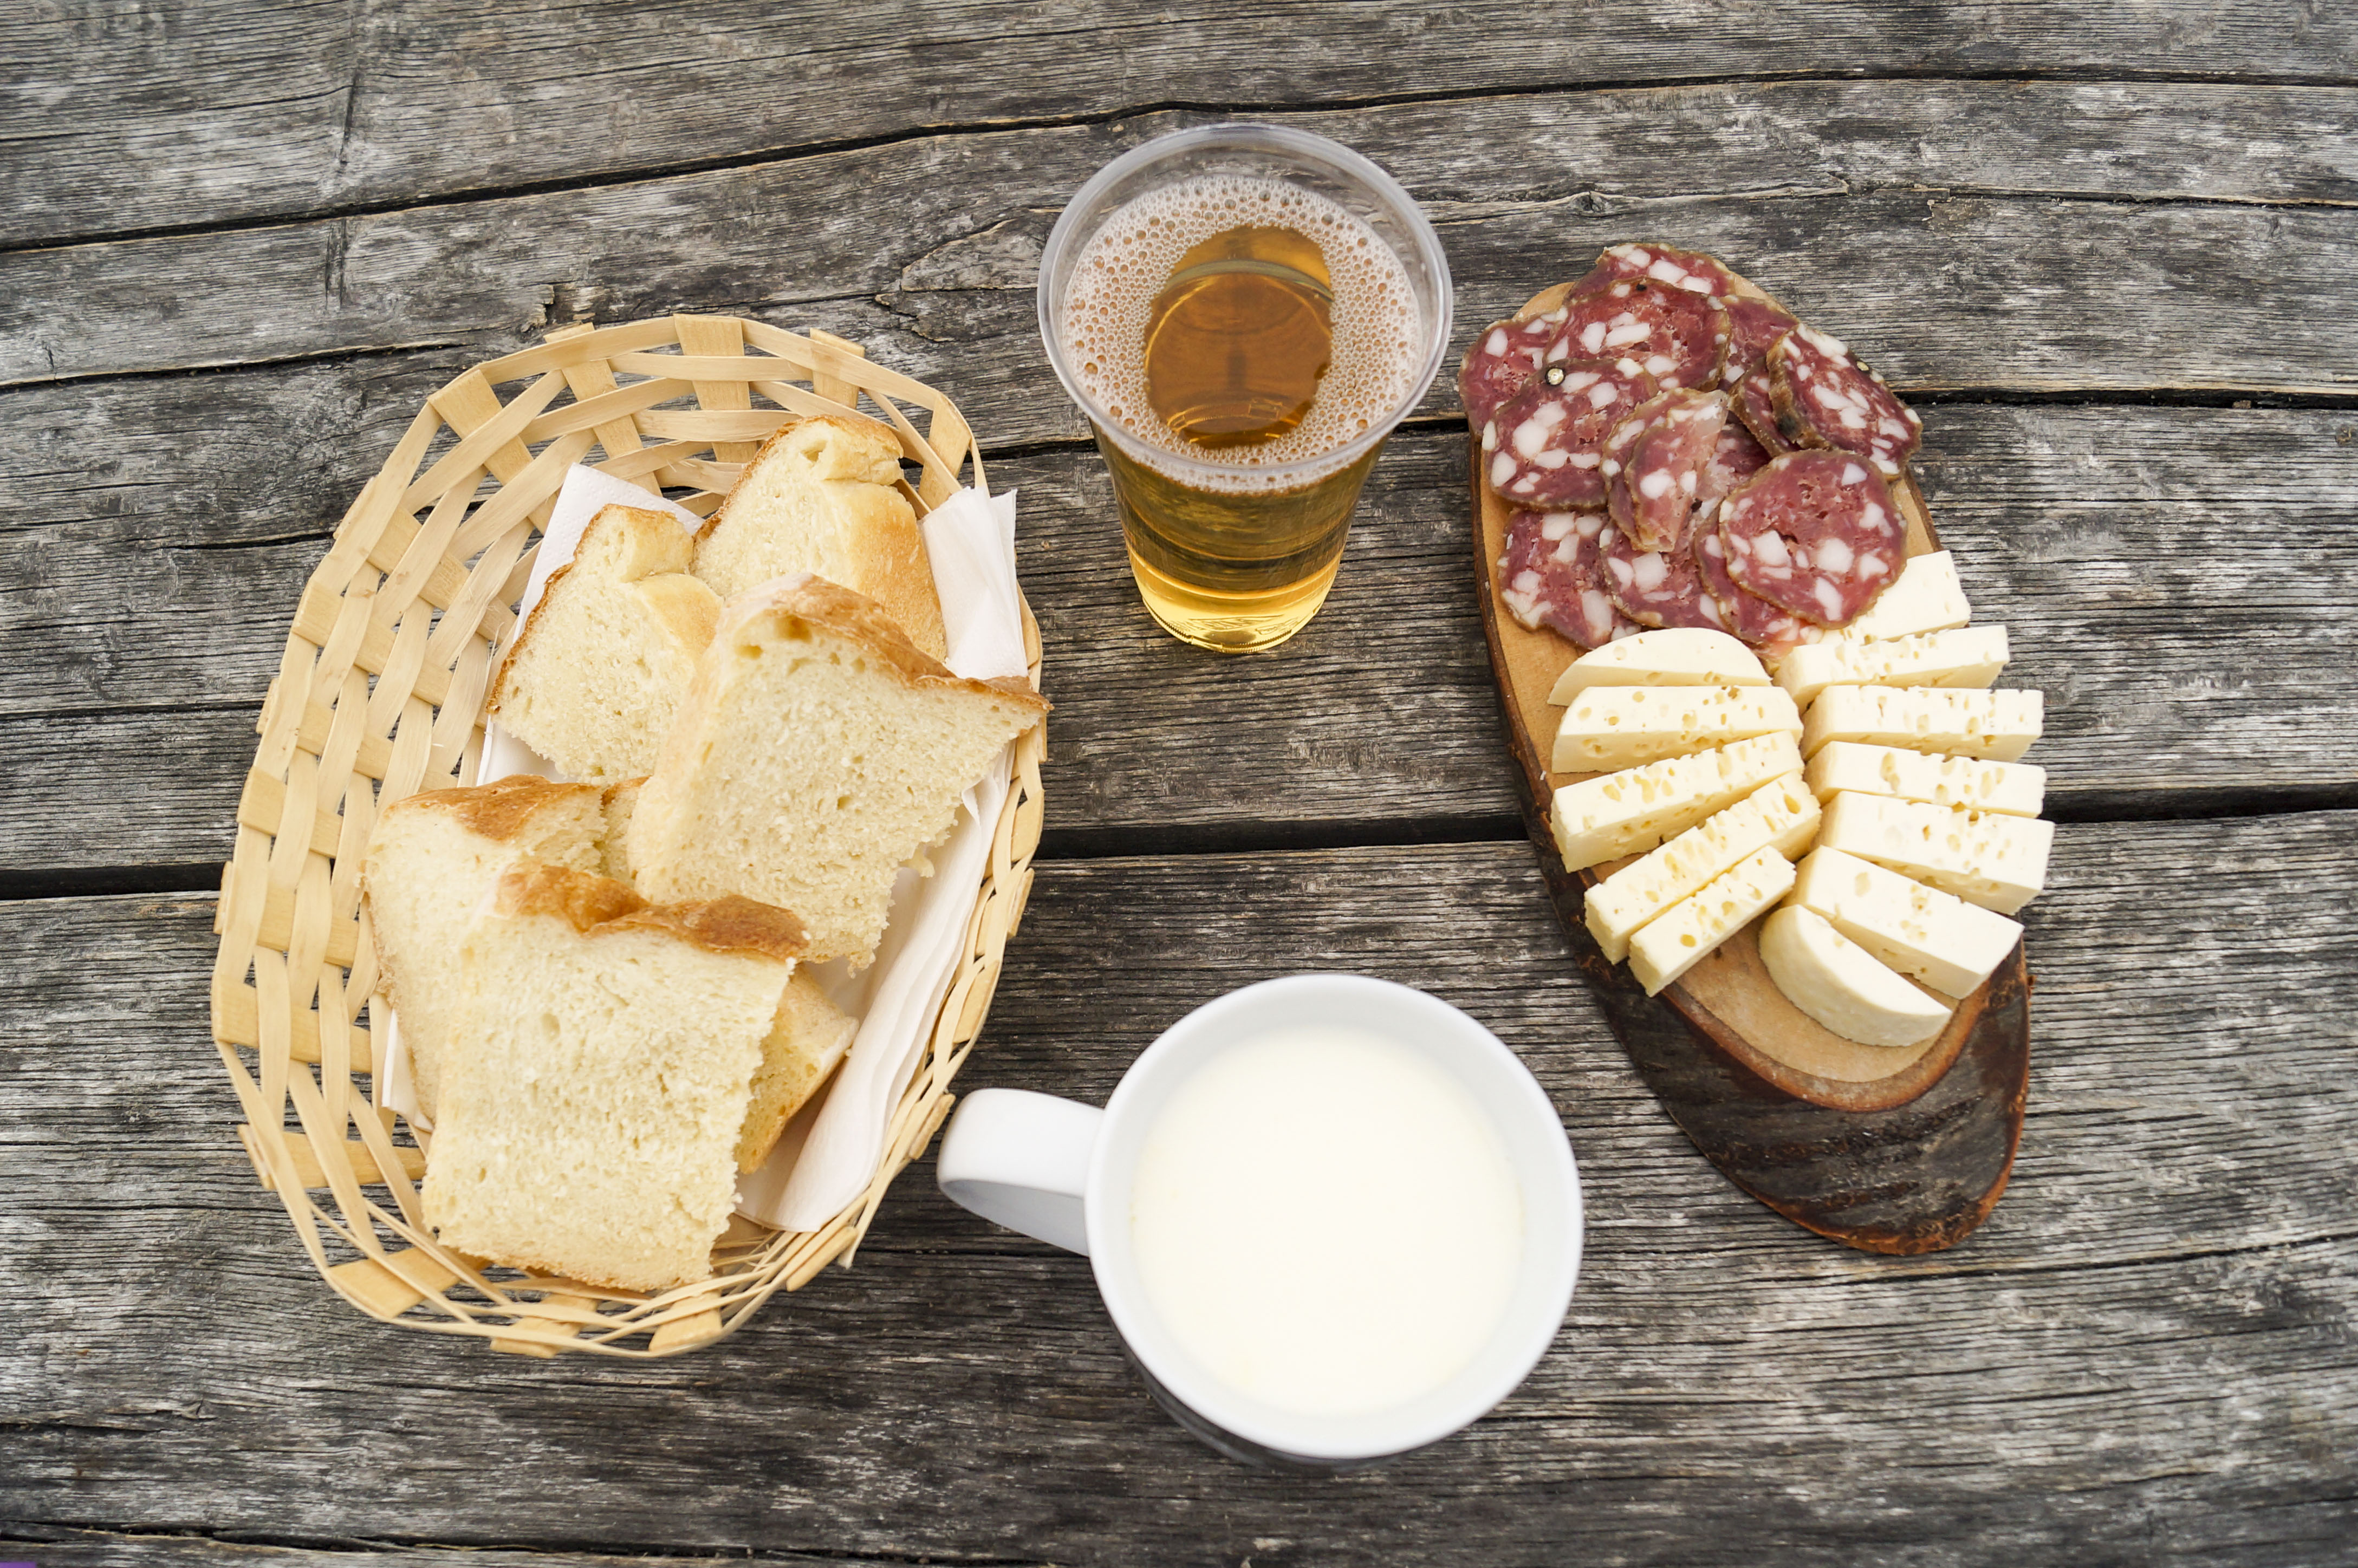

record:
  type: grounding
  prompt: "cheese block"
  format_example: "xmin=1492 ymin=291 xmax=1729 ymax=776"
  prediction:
xmin=1801 ymin=686 xmax=2043 ymax=762
xmin=1775 ymin=624 xmax=2011 ymax=707
xmin=1628 ymin=845 xmax=1796 ymax=997
xmin=1817 ymin=791 xmax=2055 ymax=915
xmin=1804 ymin=740 xmax=2045 ymax=819
xmin=1837 ymin=549 xmax=1971 ymax=643
xmin=1586 ymin=772 xmax=1820 ymax=962
xmin=1758 ymin=905 xmax=1954 ymax=1047
xmin=1790 ymin=845 xmax=2024 ymax=998
xmin=1550 ymin=732 xmax=1804 ymax=871
xmin=1554 ymin=684 xmax=1803 ymax=773
xmin=1548 ymin=627 xmax=1770 ymax=704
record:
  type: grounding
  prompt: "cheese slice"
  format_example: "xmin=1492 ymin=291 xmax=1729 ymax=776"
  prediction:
xmin=1759 ymin=905 xmax=1954 ymax=1047
xmin=1628 ymin=845 xmax=1795 ymax=997
xmin=1554 ymin=685 xmax=1802 ymax=773
xmin=1803 ymin=741 xmax=2045 ymax=819
xmin=1817 ymin=791 xmax=2055 ymax=915
xmin=1790 ymin=845 xmax=2024 ymax=998
xmin=1548 ymin=627 xmax=1770 ymax=704
xmin=1801 ymin=686 xmax=2043 ymax=762
xmin=1775 ymin=624 xmax=2010 ymax=707
xmin=1840 ymin=549 xmax=1971 ymax=643
xmin=1586 ymin=772 xmax=1819 ymax=962
xmin=1550 ymin=732 xmax=1804 ymax=871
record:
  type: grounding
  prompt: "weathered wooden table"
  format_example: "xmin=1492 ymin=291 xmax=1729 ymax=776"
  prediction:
xmin=5 ymin=6 xmax=2355 ymax=1564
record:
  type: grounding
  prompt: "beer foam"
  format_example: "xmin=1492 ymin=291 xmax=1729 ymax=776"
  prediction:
xmin=1060 ymin=174 xmax=1422 ymax=491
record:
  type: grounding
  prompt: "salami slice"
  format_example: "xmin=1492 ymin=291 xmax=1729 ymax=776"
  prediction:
xmin=1548 ymin=278 xmax=1729 ymax=392
xmin=1602 ymin=521 xmax=1727 ymax=632
xmin=1768 ymin=324 xmax=1923 ymax=477
xmin=1498 ymin=509 xmax=1640 ymax=649
xmin=1720 ymin=294 xmax=1798 ymax=454
xmin=1694 ymin=524 xmax=1819 ymax=654
xmin=1567 ymin=241 xmax=1740 ymax=300
xmin=1698 ymin=420 xmax=1772 ymax=514
xmin=1604 ymin=391 xmax=1727 ymax=552
xmin=1483 ymin=358 xmax=1658 ymax=508
xmin=1717 ymin=452 xmax=1906 ymax=627
xmin=1459 ymin=309 xmax=1568 ymax=435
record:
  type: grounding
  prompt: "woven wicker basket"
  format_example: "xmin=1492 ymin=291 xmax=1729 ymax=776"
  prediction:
xmin=210 ymin=315 xmax=1045 ymax=1357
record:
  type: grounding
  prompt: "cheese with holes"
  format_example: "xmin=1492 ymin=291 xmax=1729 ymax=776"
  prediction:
xmin=1818 ymin=792 xmax=2055 ymax=915
xmin=1801 ymin=686 xmax=2042 ymax=762
xmin=1553 ymin=685 xmax=1802 ymax=773
xmin=1586 ymin=773 xmax=1819 ymax=962
xmin=1550 ymin=732 xmax=1804 ymax=871
xmin=1804 ymin=741 xmax=2045 ymax=819
xmin=1776 ymin=624 xmax=2011 ymax=707
xmin=1840 ymin=549 xmax=1971 ymax=643
xmin=1759 ymin=905 xmax=1954 ymax=1047
xmin=1628 ymin=845 xmax=1796 ymax=996
xmin=1790 ymin=846 xmax=2024 ymax=998
xmin=1548 ymin=627 xmax=1770 ymax=703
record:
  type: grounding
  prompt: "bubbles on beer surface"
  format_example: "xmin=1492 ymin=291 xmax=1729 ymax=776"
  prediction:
xmin=1062 ymin=175 xmax=1420 ymax=491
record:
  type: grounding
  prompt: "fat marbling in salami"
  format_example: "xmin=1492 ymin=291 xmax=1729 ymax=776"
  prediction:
xmin=1694 ymin=525 xmax=1818 ymax=652
xmin=1720 ymin=295 xmax=1798 ymax=454
xmin=1716 ymin=451 xmax=1905 ymax=626
xmin=1605 ymin=391 xmax=1729 ymax=552
xmin=1498 ymin=509 xmax=1640 ymax=649
xmin=1769 ymin=324 xmax=1923 ymax=476
xmin=1549 ymin=278 xmax=1729 ymax=392
xmin=1459 ymin=309 xmax=1568 ymax=435
xmin=1567 ymin=241 xmax=1740 ymax=300
xmin=1602 ymin=521 xmax=1729 ymax=632
xmin=1484 ymin=357 xmax=1657 ymax=509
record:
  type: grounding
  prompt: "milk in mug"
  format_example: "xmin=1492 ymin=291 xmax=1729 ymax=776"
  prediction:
xmin=1127 ymin=1024 xmax=1525 ymax=1418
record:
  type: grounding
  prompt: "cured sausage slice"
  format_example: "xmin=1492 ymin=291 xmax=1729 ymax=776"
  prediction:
xmin=1603 ymin=520 xmax=1728 ymax=632
xmin=1604 ymin=391 xmax=1728 ymax=552
xmin=1548 ymin=278 xmax=1729 ymax=392
xmin=1721 ymin=295 xmax=1798 ymax=454
xmin=1769 ymin=324 xmax=1923 ymax=477
xmin=1483 ymin=358 xmax=1658 ymax=509
xmin=1498 ymin=509 xmax=1640 ymax=649
xmin=1459 ymin=309 xmax=1568 ymax=435
xmin=1694 ymin=524 xmax=1819 ymax=653
xmin=1568 ymin=241 xmax=1740 ymax=300
xmin=1698 ymin=420 xmax=1773 ymax=515
xmin=1717 ymin=452 xmax=1906 ymax=626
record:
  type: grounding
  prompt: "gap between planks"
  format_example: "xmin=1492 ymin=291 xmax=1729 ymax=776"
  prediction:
xmin=8 ymin=65 xmax=2357 ymax=263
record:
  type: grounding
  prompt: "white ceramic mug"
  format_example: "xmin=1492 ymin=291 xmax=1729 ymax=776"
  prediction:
xmin=936 ymin=974 xmax=1582 ymax=1469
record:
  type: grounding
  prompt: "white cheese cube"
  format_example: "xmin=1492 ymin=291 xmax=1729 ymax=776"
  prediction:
xmin=1817 ymin=792 xmax=2055 ymax=915
xmin=1801 ymin=686 xmax=2043 ymax=762
xmin=1554 ymin=684 xmax=1802 ymax=773
xmin=1586 ymin=772 xmax=1820 ymax=962
xmin=1550 ymin=732 xmax=1804 ymax=871
xmin=1841 ymin=549 xmax=1972 ymax=642
xmin=1790 ymin=846 xmax=2024 ymax=998
xmin=1628 ymin=845 xmax=1796 ymax=997
xmin=1548 ymin=627 xmax=1770 ymax=704
xmin=1775 ymin=624 xmax=2010 ymax=707
xmin=1759 ymin=905 xmax=1954 ymax=1047
xmin=1803 ymin=741 xmax=2045 ymax=819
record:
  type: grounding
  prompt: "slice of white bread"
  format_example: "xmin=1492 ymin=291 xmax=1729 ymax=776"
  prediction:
xmin=736 ymin=970 xmax=859 ymax=1173
xmin=488 ymin=504 xmax=721 ymax=782
xmin=628 ymin=574 xmax=1048 ymax=964
xmin=694 ymin=417 xmax=949 ymax=659
xmin=361 ymin=776 xmax=607 ymax=1122
xmin=421 ymin=862 xmax=807 ymax=1292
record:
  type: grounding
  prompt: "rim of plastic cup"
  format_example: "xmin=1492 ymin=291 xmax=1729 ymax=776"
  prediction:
xmin=1035 ymin=122 xmax=1454 ymax=489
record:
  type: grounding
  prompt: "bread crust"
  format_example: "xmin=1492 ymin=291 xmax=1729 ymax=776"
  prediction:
xmin=493 ymin=860 xmax=807 ymax=961
xmin=375 ymin=775 xmax=603 ymax=849
xmin=717 ymin=572 xmax=1050 ymax=719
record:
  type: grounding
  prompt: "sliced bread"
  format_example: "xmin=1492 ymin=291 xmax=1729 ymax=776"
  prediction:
xmin=736 ymin=970 xmax=859 ymax=1173
xmin=488 ymin=504 xmax=720 ymax=782
xmin=421 ymin=862 xmax=807 ymax=1292
xmin=627 ymin=574 xmax=1048 ymax=964
xmin=361 ymin=775 xmax=607 ymax=1122
xmin=694 ymin=417 xmax=948 ymax=659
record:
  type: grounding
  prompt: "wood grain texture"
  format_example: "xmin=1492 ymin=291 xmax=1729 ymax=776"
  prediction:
xmin=7 ymin=6 xmax=2355 ymax=250
xmin=9 ymin=83 xmax=2358 ymax=399
xmin=2 ymin=814 xmax=2352 ymax=1563
xmin=3 ymin=386 xmax=2353 ymax=873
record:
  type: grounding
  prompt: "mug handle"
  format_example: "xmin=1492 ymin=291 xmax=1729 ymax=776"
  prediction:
xmin=935 ymin=1088 xmax=1102 ymax=1255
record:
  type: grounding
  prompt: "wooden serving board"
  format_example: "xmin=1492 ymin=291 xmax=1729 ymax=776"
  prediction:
xmin=1470 ymin=278 xmax=2029 ymax=1253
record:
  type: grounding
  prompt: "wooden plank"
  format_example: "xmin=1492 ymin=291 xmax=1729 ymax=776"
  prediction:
xmin=2 ymin=391 xmax=2354 ymax=871
xmin=8 ymin=83 xmax=2358 ymax=398
xmin=0 ymin=1528 xmax=924 ymax=1568
xmin=7 ymin=6 xmax=2354 ymax=250
xmin=0 ymin=814 xmax=2351 ymax=1561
